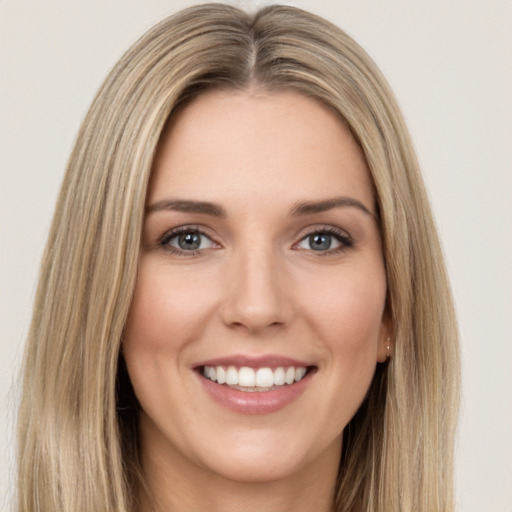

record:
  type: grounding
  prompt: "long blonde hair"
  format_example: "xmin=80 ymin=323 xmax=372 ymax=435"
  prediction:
xmin=17 ymin=4 xmax=459 ymax=511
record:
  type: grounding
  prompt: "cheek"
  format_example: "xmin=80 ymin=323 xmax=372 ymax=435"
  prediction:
xmin=303 ymin=264 xmax=387 ymax=357
xmin=282 ymin=265 xmax=388 ymax=448
xmin=123 ymin=261 xmax=215 ymax=352
xmin=121 ymin=261 xmax=217 ymax=422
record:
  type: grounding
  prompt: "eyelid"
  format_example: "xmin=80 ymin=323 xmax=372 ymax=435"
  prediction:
xmin=293 ymin=224 xmax=354 ymax=254
xmin=158 ymin=225 xmax=220 ymax=255
xmin=298 ymin=224 xmax=351 ymax=238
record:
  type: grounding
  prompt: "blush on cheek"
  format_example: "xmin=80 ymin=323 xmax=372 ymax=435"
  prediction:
xmin=316 ymin=281 xmax=385 ymax=347
xmin=124 ymin=264 xmax=217 ymax=353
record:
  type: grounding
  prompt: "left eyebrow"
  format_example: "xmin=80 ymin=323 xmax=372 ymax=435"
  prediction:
xmin=288 ymin=196 xmax=376 ymax=219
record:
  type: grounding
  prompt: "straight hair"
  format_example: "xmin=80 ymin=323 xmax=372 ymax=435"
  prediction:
xmin=17 ymin=4 xmax=459 ymax=511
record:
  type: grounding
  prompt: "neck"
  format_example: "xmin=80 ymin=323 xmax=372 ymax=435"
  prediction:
xmin=139 ymin=471 xmax=338 ymax=512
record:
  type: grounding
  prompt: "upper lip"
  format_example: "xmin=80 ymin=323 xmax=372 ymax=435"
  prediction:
xmin=193 ymin=354 xmax=315 ymax=370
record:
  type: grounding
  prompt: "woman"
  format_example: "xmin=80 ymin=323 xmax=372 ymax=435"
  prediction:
xmin=16 ymin=4 xmax=459 ymax=511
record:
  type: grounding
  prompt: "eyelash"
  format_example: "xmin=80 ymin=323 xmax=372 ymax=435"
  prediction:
xmin=159 ymin=225 xmax=213 ymax=256
xmin=297 ymin=226 xmax=354 ymax=256
xmin=158 ymin=225 xmax=354 ymax=257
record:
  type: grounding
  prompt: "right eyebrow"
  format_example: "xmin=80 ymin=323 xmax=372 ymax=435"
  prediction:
xmin=146 ymin=199 xmax=226 ymax=218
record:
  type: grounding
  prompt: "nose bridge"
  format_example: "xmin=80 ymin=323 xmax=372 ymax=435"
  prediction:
xmin=221 ymin=238 xmax=292 ymax=333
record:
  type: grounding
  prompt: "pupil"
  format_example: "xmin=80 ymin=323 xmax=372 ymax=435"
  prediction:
xmin=178 ymin=232 xmax=201 ymax=250
xmin=310 ymin=233 xmax=331 ymax=250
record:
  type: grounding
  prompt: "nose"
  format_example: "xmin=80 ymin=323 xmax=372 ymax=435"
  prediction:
xmin=220 ymin=245 xmax=295 ymax=335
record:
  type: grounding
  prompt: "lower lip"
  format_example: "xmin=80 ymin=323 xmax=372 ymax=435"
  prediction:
xmin=196 ymin=371 xmax=314 ymax=415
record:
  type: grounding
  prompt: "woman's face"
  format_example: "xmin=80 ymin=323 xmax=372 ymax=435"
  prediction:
xmin=123 ymin=89 xmax=390 ymax=484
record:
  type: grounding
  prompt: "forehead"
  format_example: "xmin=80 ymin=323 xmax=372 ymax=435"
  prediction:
xmin=149 ymin=89 xmax=374 ymax=210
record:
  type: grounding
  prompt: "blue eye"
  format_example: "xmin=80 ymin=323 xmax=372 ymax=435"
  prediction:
xmin=307 ymin=233 xmax=335 ymax=251
xmin=161 ymin=228 xmax=215 ymax=253
xmin=297 ymin=228 xmax=352 ymax=253
xmin=159 ymin=226 xmax=352 ymax=256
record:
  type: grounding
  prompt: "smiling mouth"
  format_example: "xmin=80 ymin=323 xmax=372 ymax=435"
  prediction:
xmin=198 ymin=365 xmax=316 ymax=392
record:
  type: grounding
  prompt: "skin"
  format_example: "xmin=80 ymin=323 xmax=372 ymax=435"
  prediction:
xmin=123 ymin=89 xmax=391 ymax=512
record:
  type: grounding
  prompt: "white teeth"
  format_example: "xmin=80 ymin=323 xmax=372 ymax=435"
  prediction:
xmin=285 ymin=367 xmax=295 ymax=385
xmin=225 ymin=365 xmax=238 ymax=385
xmin=295 ymin=367 xmax=306 ymax=382
xmin=202 ymin=365 xmax=310 ymax=388
xmin=216 ymin=366 xmax=226 ymax=384
xmin=255 ymin=368 xmax=274 ymax=387
xmin=273 ymin=367 xmax=285 ymax=385
xmin=238 ymin=367 xmax=255 ymax=387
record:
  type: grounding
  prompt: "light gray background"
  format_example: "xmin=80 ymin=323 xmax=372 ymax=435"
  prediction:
xmin=1 ymin=1 xmax=511 ymax=510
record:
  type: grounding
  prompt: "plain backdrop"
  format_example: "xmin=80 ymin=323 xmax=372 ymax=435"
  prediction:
xmin=1 ymin=1 xmax=511 ymax=510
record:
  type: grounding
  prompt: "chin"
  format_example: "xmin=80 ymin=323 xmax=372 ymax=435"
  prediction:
xmin=189 ymin=427 xmax=342 ymax=485
xmin=199 ymin=449 xmax=313 ymax=484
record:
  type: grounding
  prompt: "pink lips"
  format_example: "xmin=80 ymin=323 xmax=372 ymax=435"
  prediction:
xmin=194 ymin=354 xmax=312 ymax=369
xmin=193 ymin=354 xmax=316 ymax=415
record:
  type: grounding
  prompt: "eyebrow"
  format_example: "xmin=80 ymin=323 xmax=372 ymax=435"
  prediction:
xmin=146 ymin=199 xmax=226 ymax=217
xmin=289 ymin=196 xmax=376 ymax=219
xmin=146 ymin=196 xmax=375 ymax=219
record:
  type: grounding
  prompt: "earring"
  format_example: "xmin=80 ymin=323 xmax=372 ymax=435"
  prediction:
xmin=385 ymin=337 xmax=391 ymax=359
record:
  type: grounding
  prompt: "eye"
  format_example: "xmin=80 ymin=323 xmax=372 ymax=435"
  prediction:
xmin=296 ymin=227 xmax=353 ymax=254
xmin=160 ymin=227 xmax=217 ymax=254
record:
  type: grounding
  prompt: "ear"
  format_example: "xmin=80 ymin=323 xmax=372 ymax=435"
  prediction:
xmin=376 ymin=310 xmax=393 ymax=363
